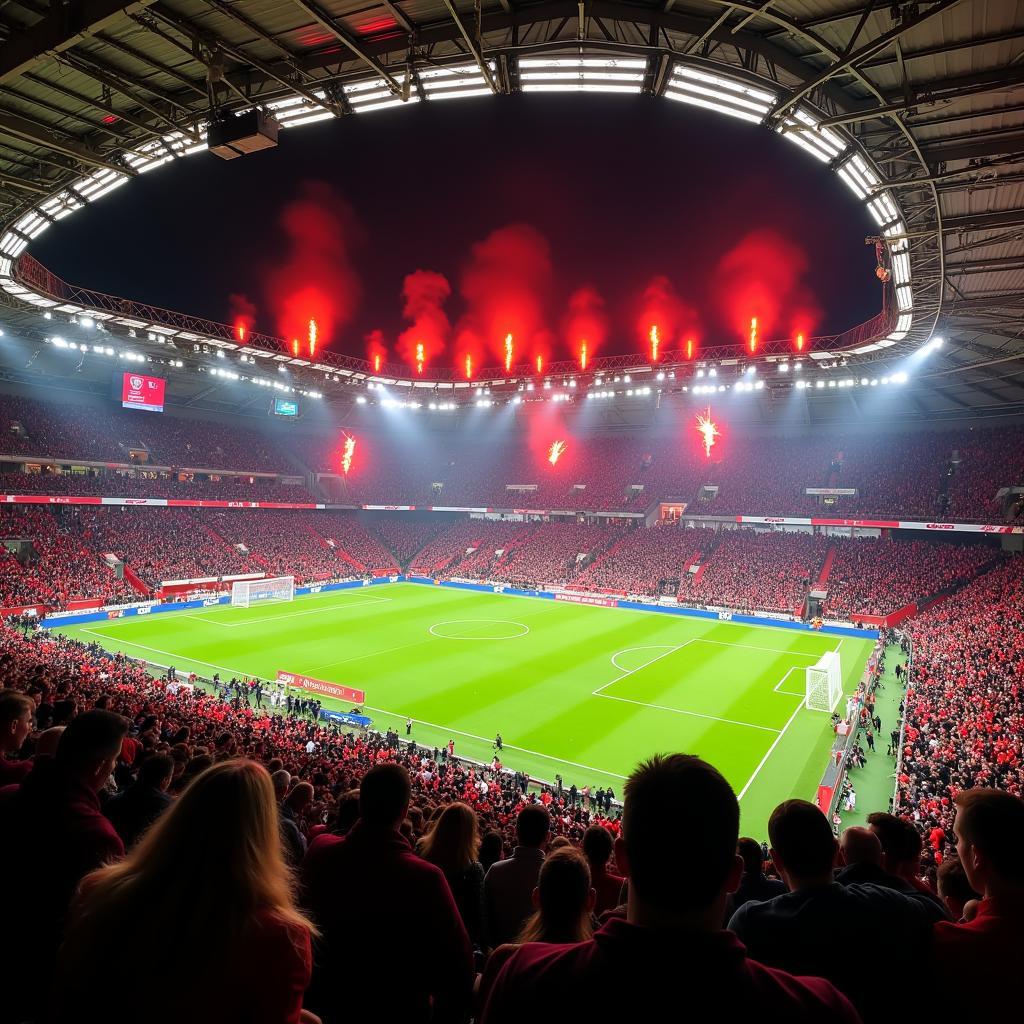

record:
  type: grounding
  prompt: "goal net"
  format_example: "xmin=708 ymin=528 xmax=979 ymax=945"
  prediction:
xmin=805 ymin=650 xmax=843 ymax=713
xmin=231 ymin=576 xmax=295 ymax=609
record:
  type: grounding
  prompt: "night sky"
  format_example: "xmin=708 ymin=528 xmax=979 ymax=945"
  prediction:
xmin=34 ymin=94 xmax=881 ymax=364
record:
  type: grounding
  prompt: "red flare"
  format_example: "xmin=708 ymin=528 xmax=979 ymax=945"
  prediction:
xmin=341 ymin=434 xmax=356 ymax=475
xmin=649 ymin=325 xmax=660 ymax=363
xmin=308 ymin=318 xmax=318 ymax=358
xmin=749 ymin=317 xmax=758 ymax=355
xmin=536 ymin=354 xmax=543 ymax=374
xmin=465 ymin=353 xmax=473 ymax=380
xmin=579 ymin=341 xmax=588 ymax=371
xmin=415 ymin=342 xmax=425 ymax=375
xmin=548 ymin=440 xmax=567 ymax=466
xmin=374 ymin=353 xmax=381 ymax=373
xmin=795 ymin=332 xmax=805 ymax=352
xmin=686 ymin=337 xmax=695 ymax=360
xmin=504 ymin=333 xmax=513 ymax=372
xmin=291 ymin=338 xmax=299 ymax=357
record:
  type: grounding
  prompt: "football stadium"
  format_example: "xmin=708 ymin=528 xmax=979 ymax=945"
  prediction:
xmin=1 ymin=2 xmax=1022 ymax=1022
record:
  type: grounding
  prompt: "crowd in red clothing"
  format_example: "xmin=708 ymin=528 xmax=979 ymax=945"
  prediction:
xmin=686 ymin=531 xmax=830 ymax=613
xmin=1 ymin=614 xmax=1022 ymax=1024
xmin=0 ymin=507 xmax=135 ymax=608
xmin=897 ymin=557 xmax=1024 ymax=847
xmin=0 ymin=468 xmax=316 ymax=503
xmin=824 ymin=537 xmax=998 ymax=619
xmin=1 ymin=393 xmax=294 ymax=472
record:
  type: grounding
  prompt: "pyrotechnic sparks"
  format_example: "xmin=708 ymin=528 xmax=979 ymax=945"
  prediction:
xmin=536 ymin=354 xmax=543 ymax=374
xmin=415 ymin=342 xmax=425 ymax=375
xmin=686 ymin=337 xmax=695 ymax=360
xmin=696 ymin=408 xmax=720 ymax=459
xmin=749 ymin=317 xmax=758 ymax=355
xmin=291 ymin=338 xmax=299 ymax=357
xmin=308 ymin=318 xmax=318 ymax=358
xmin=548 ymin=440 xmax=567 ymax=466
xmin=341 ymin=434 xmax=356 ymax=475
xmin=465 ymin=354 xmax=473 ymax=380
xmin=579 ymin=341 xmax=588 ymax=371
xmin=374 ymin=353 xmax=381 ymax=373
xmin=795 ymin=332 xmax=805 ymax=352
xmin=504 ymin=333 xmax=513 ymax=372
xmin=237 ymin=323 xmax=246 ymax=343
xmin=649 ymin=325 xmax=660 ymax=362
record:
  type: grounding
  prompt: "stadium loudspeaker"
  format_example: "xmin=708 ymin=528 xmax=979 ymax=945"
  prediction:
xmin=208 ymin=111 xmax=279 ymax=160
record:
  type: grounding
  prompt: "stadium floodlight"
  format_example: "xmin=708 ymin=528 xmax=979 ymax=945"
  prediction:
xmin=778 ymin=363 xmax=789 ymax=373
xmin=892 ymin=372 xmax=908 ymax=384
xmin=709 ymin=368 xmax=717 ymax=378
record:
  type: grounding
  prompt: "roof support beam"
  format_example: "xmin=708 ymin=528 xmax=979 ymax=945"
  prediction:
xmin=441 ymin=0 xmax=499 ymax=93
xmin=943 ymin=209 xmax=1024 ymax=233
xmin=921 ymin=130 xmax=1024 ymax=164
xmin=0 ymin=109 xmax=134 ymax=175
xmin=0 ymin=0 xmax=158 ymax=84
xmin=287 ymin=0 xmax=402 ymax=93
xmin=770 ymin=0 xmax=962 ymax=119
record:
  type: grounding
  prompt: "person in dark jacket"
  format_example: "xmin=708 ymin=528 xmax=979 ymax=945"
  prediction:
xmin=104 ymin=753 xmax=174 ymax=848
xmin=729 ymin=800 xmax=938 ymax=1023
xmin=0 ymin=710 xmax=127 ymax=1024
xmin=484 ymin=805 xmax=549 ymax=947
xmin=729 ymin=836 xmax=787 ymax=917
xmin=301 ymin=763 xmax=473 ymax=1024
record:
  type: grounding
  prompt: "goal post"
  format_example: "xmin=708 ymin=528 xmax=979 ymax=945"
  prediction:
xmin=805 ymin=650 xmax=843 ymax=713
xmin=231 ymin=576 xmax=295 ymax=608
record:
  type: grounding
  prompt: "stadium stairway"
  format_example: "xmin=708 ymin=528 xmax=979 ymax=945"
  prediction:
xmin=814 ymin=544 xmax=838 ymax=589
xmin=121 ymin=565 xmax=151 ymax=597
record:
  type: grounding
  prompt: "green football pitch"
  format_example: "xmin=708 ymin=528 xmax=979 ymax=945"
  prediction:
xmin=55 ymin=583 xmax=875 ymax=838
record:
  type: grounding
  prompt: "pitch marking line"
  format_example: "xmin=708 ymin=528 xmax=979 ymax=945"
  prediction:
xmin=737 ymin=638 xmax=846 ymax=802
xmin=181 ymin=596 xmax=392 ymax=628
xmin=773 ymin=667 xmax=805 ymax=697
xmin=594 ymin=640 xmax=780 ymax=734
xmin=78 ymin=630 xmax=626 ymax=782
xmin=428 ymin=619 xmax=530 ymax=640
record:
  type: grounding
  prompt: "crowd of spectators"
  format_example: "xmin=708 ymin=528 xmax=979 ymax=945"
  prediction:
xmin=897 ymin=557 xmax=1024 ymax=851
xmin=0 ymin=469 xmax=316 ymax=504
xmin=75 ymin=507 xmax=252 ymax=586
xmin=1 ymin=392 xmax=294 ymax=472
xmin=686 ymin=531 xmax=830 ymax=613
xmin=824 ymin=537 xmax=999 ymax=619
xmin=489 ymin=523 xmax=624 ymax=589
xmin=1 ymin=614 xmax=1022 ymax=1022
xmin=0 ymin=507 xmax=135 ymax=609
xmin=372 ymin=516 xmax=451 ymax=567
xmin=571 ymin=525 xmax=718 ymax=596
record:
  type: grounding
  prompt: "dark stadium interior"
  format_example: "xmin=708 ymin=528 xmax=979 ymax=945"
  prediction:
xmin=1 ymin=2 xmax=1023 ymax=1023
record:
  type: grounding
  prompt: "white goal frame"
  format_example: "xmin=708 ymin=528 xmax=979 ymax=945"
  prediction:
xmin=805 ymin=650 xmax=843 ymax=713
xmin=231 ymin=576 xmax=295 ymax=609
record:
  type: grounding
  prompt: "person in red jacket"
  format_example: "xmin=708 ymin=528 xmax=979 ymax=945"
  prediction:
xmin=481 ymin=754 xmax=861 ymax=1024
xmin=931 ymin=788 xmax=1024 ymax=1017
xmin=54 ymin=759 xmax=317 ymax=1024
xmin=301 ymin=763 xmax=473 ymax=1024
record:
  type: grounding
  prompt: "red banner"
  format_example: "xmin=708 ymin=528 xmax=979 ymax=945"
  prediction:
xmin=276 ymin=671 xmax=365 ymax=704
xmin=121 ymin=372 xmax=166 ymax=412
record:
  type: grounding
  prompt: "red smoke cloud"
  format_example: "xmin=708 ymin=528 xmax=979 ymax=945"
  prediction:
xmin=562 ymin=285 xmax=609 ymax=357
xmin=459 ymin=224 xmax=552 ymax=364
xmin=266 ymin=182 xmax=362 ymax=353
xmin=713 ymin=229 xmax=819 ymax=341
xmin=365 ymin=329 xmax=387 ymax=372
xmin=228 ymin=293 xmax=257 ymax=341
xmin=636 ymin=276 xmax=700 ymax=352
xmin=397 ymin=270 xmax=451 ymax=370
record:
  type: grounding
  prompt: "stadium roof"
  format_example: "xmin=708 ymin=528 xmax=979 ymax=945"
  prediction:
xmin=0 ymin=0 xmax=1021 ymax=415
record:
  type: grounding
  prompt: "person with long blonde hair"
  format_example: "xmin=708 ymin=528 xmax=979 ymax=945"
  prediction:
xmin=54 ymin=759 xmax=318 ymax=1024
xmin=418 ymin=800 xmax=486 ymax=948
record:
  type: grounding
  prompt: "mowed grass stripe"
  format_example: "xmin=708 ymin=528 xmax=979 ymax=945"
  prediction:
xmin=60 ymin=584 xmax=876 ymax=837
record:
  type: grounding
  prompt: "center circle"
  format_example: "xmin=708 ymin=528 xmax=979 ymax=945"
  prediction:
xmin=429 ymin=619 xmax=530 ymax=640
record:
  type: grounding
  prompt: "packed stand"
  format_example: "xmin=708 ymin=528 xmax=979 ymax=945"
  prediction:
xmin=824 ymin=538 xmax=999 ymax=619
xmin=686 ymin=530 xmax=829 ymax=613
xmin=489 ymin=522 xmax=624 ymax=589
xmin=320 ymin=515 xmax=399 ymax=573
xmin=571 ymin=524 xmax=717 ymax=596
xmin=945 ymin=426 xmax=1024 ymax=521
xmin=897 ymin=556 xmax=1024 ymax=849
xmin=372 ymin=516 xmax=450 ymax=566
xmin=0 ymin=507 xmax=135 ymax=610
xmin=76 ymin=507 xmax=252 ymax=586
xmin=0 ymin=392 xmax=294 ymax=472
xmin=0 ymin=468 xmax=316 ymax=503
xmin=2 ymin=614 xmax=1022 ymax=1022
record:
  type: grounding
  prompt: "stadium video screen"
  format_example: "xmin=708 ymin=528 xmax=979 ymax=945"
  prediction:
xmin=121 ymin=372 xmax=166 ymax=413
xmin=273 ymin=398 xmax=299 ymax=417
